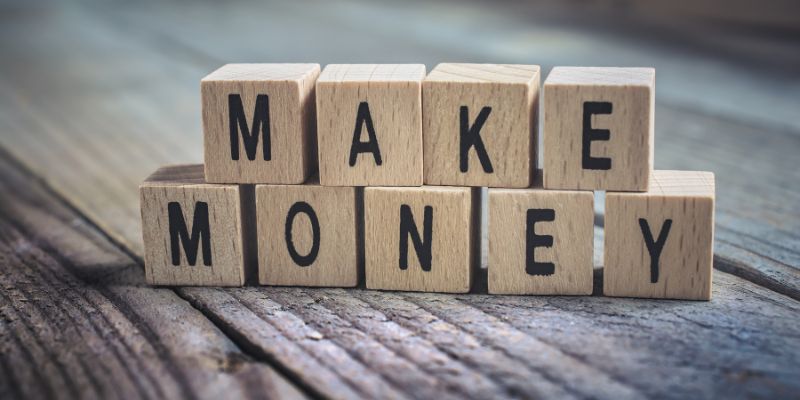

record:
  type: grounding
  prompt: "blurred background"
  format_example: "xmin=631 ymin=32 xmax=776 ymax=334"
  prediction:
xmin=0 ymin=0 xmax=799 ymax=254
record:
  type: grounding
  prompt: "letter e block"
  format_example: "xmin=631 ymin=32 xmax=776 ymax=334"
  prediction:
xmin=316 ymin=64 xmax=425 ymax=186
xmin=543 ymin=67 xmax=654 ymax=191
xmin=365 ymin=186 xmax=480 ymax=293
xmin=256 ymin=179 xmax=359 ymax=287
xmin=424 ymin=63 xmax=540 ymax=188
xmin=140 ymin=165 xmax=251 ymax=286
xmin=604 ymin=170 xmax=715 ymax=300
xmin=488 ymin=187 xmax=594 ymax=295
xmin=202 ymin=63 xmax=320 ymax=184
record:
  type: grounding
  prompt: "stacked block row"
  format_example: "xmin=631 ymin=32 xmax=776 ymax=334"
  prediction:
xmin=140 ymin=63 xmax=715 ymax=300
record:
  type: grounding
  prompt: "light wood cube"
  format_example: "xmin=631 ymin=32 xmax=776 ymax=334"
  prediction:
xmin=256 ymin=179 xmax=360 ymax=287
xmin=140 ymin=164 xmax=252 ymax=286
xmin=364 ymin=186 xmax=480 ymax=293
xmin=423 ymin=63 xmax=540 ymax=188
xmin=488 ymin=187 xmax=594 ymax=295
xmin=202 ymin=63 xmax=320 ymax=184
xmin=316 ymin=64 xmax=425 ymax=186
xmin=604 ymin=170 xmax=715 ymax=300
xmin=543 ymin=67 xmax=655 ymax=191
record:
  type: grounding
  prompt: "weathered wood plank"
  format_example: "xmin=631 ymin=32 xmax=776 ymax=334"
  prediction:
xmin=0 ymin=155 xmax=306 ymax=400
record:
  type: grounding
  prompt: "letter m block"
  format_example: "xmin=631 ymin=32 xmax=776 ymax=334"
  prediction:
xmin=202 ymin=64 xmax=320 ymax=184
xmin=140 ymin=164 xmax=253 ymax=286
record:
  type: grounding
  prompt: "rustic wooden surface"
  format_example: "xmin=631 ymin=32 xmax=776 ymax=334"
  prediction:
xmin=1 ymin=0 xmax=799 ymax=398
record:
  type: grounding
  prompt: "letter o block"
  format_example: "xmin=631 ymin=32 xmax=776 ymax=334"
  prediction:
xmin=256 ymin=180 xmax=359 ymax=287
xmin=424 ymin=63 xmax=540 ymax=188
xmin=543 ymin=67 xmax=654 ymax=191
xmin=604 ymin=170 xmax=715 ymax=300
xmin=202 ymin=63 xmax=320 ymax=184
xmin=316 ymin=64 xmax=425 ymax=186
xmin=140 ymin=165 xmax=250 ymax=286
xmin=488 ymin=187 xmax=594 ymax=295
xmin=364 ymin=186 xmax=480 ymax=293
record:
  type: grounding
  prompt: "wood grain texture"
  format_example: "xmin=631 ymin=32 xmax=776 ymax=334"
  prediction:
xmin=0 ymin=154 xmax=305 ymax=400
xmin=364 ymin=186 xmax=480 ymax=293
xmin=605 ymin=170 xmax=715 ymax=300
xmin=423 ymin=63 xmax=539 ymax=188
xmin=140 ymin=164 xmax=248 ymax=286
xmin=316 ymin=64 xmax=425 ymax=186
xmin=488 ymin=187 xmax=594 ymax=295
xmin=256 ymin=179 xmax=360 ymax=287
xmin=202 ymin=63 xmax=320 ymax=184
xmin=543 ymin=67 xmax=655 ymax=191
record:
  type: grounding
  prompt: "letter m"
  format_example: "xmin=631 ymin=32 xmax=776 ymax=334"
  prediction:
xmin=168 ymin=201 xmax=212 ymax=266
xmin=228 ymin=94 xmax=271 ymax=161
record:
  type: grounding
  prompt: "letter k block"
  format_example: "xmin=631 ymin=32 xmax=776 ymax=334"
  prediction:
xmin=424 ymin=64 xmax=540 ymax=188
xmin=604 ymin=170 xmax=715 ymax=300
xmin=202 ymin=63 xmax=321 ymax=184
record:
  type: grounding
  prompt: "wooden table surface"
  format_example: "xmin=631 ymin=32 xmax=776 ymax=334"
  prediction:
xmin=1 ymin=0 xmax=799 ymax=399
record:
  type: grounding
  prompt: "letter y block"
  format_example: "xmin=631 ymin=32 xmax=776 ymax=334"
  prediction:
xmin=604 ymin=170 xmax=715 ymax=300
xmin=140 ymin=165 xmax=252 ymax=286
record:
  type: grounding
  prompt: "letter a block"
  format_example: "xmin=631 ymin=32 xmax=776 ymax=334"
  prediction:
xmin=140 ymin=165 xmax=251 ymax=286
xmin=364 ymin=186 xmax=480 ymax=293
xmin=424 ymin=63 xmax=540 ymax=188
xmin=604 ymin=170 xmax=715 ymax=300
xmin=202 ymin=63 xmax=320 ymax=184
xmin=316 ymin=64 xmax=425 ymax=186
xmin=543 ymin=67 xmax=654 ymax=191
xmin=256 ymin=180 xmax=359 ymax=287
xmin=488 ymin=187 xmax=594 ymax=295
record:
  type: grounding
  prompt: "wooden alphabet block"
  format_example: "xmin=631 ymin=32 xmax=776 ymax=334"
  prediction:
xmin=423 ymin=63 xmax=540 ymax=188
xmin=488 ymin=186 xmax=594 ymax=295
xmin=364 ymin=186 xmax=480 ymax=293
xmin=316 ymin=64 xmax=425 ymax=186
xmin=604 ymin=170 xmax=715 ymax=300
xmin=543 ymin=67 xmax=655 ymax=191
xmin=256 ymin=179 xmax=359 ymax=287
xmin=202 ymin=63 xmax=320 ymax=184
xmin=140 ymin=164 xmax=252 ymax=286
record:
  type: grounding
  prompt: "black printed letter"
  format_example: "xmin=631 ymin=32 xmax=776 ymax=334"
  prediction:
xmin=582 ymin=101 xmax=612 ymax=170
xmin=460 ymin=106 xmax=494 ymax=173
xmin=229 ymin=94 xmax=270 ymax=161
xmin=639 ymin=218 xmax=672 ymax=283
xmin=168 ymin=201 xmax=212 ymax=266
xmin=526 ymin=209 xmax=555 ymax=276
xmin=399 ymin=205 xmax=432 ymax=271
xmin=285 ymin=202 xmax=320 ymax=267
xmin=349 ymin=102 xmax=382 ymax=166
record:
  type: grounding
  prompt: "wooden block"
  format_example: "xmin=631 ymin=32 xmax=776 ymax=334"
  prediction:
xmin=488 ymin=186 xmax=594 ymax=295
xmin=423 ymin=63 xmax=540 ymax=188
xmin=256 ymin=179 xmax=360 ymax=287
xmin=202 ymin=63 xmax=320 ymax=184
xmin=604 ymin=170 xmax=715 ymax=300
xmin=543 ymin=67 xmax=655 ymax=191
xmin=140 ymin=164 xmax=252 ymax=286
xmin=364 ymin=186 xmax=480 ymax=293
xmin=316 ymin=64 xmax=425 ymax=186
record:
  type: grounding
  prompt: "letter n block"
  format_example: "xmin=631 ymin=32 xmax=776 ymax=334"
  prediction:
xmin=488 ymin=187 xmax=594 ymax=295
xmin=364 ymin=186 xmax=480 ymax=293
xmin=202 ymin=63 xmax=320 ymax=184
xmin=604 ymin=170 xmax=715 ymax=300
xmin=424 ymin=63 xmax=540 ymax=188
xmin=140 ymin=165 xmax=251 ymax=286
xmin=543 ymin=67 xmax=655 ymax=191
xmin=256 ymin=179 xmax=359 ymax=287
xmin=316 ymin=64 xmax=425 ymax=186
